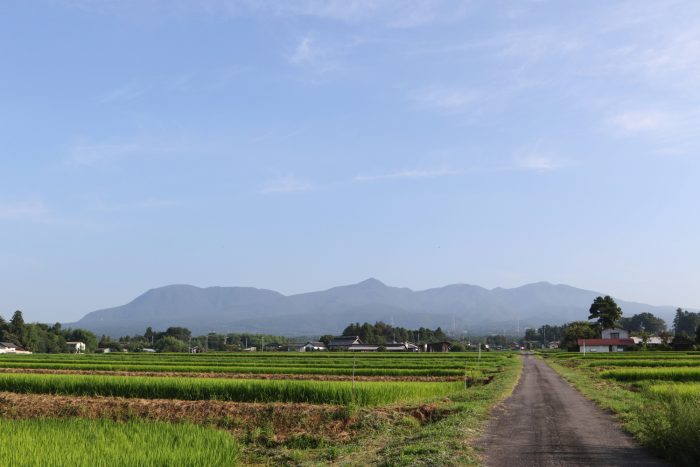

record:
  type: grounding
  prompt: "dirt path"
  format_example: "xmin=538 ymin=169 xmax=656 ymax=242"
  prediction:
xmin=480 ymin=354 xmax=668 ymax=467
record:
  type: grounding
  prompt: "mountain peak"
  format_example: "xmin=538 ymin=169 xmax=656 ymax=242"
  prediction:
xmin=357 ymin=278 xmax=387 ymax=288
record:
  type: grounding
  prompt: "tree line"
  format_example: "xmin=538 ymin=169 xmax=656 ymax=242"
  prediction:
xmin=523 ymin=297 xmax=700 ymax=351
xmin=0 ymin=310 xmax=98 ymax=353
xmin=338 ymin=321 xmax=447 ymax=345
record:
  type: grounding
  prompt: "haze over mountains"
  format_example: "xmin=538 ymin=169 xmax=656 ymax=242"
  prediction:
xmin=66 ymin=279 xmax=680 ymax=337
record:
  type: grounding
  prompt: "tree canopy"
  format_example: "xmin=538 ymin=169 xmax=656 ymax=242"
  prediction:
xmin=342 ymin=321 xmax=446 ymax=344
xmin=588 ymin=296 xmax=622 ymax=330
xmin=619 ymin=312 xmax=667 ymax=334
xmin=673 ymin=308 xmax=700 ymax=337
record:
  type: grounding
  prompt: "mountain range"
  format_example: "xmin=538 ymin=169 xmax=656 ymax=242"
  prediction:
xmin=65 ymin=279 xmax=681 ymax=337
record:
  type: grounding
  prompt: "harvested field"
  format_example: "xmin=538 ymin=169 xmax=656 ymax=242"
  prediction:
xmin=0 ymin=391 xmax=353 ymax=442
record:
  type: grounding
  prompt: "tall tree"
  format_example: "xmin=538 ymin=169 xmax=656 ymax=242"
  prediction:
xmin=588 ymin=296 xmax=622 ymax=330
xmin=673 ymin=308 xmax=700 ymax=336
xmin=9 ymin=310 xmax=25 ymax=335
xmin=560 ymin=321 xmax=599 ymax=351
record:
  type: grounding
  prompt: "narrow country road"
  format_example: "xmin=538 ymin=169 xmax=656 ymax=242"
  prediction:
xmin=479 ymin=354 xmax=668 ymax=467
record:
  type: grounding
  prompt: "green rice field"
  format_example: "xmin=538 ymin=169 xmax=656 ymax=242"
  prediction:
xmin=544 ymin=351 xmax=700 ymax=466
xmin=0 ymin=418 xmax=240 ymax=466
xmin=0 ymin=351 xmax=521 ymax=466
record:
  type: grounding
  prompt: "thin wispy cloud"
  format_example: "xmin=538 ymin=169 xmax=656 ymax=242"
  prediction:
xmin=354 ymin=168 xmax=459 ymax=182
xmin=97 ymin=83 xmax=147 ymax=104
xmin=412 ymin=86 xmax=480 ymax=112
xmin=608 ymin=111 xmax=673 ymax=133
xmin=261 ymin=174 xmax=313 ymax=194
xmin=0 ymin=200 xmax=47 ymax=222
xmin=65 ymin=138 xmax=192 ymax=167
xmin=514 ymin=154 xmax=562 ymax=171
xmin=289 ymin=35 xmax=320 ymax=66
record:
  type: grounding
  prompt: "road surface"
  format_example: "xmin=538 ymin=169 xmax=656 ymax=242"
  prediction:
xmin=480 ymin=354 xmax=668 ymax=467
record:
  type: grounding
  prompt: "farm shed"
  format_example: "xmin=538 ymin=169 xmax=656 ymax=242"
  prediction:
xmin=630 ymin=336 xmax=669 ymax=347
xmin=425 ymin=341 xmax=451 ymax=352
xmin=328 ymin=336 xmax=362 ymax=350
xmin=577 ymin=338 xmax=635 ymax=353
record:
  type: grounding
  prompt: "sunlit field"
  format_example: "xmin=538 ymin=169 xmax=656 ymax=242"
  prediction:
xmin=0 ymin=351 xmax=521 ymax=465
xmin=544 ymin=351 xmax=700 ymax=466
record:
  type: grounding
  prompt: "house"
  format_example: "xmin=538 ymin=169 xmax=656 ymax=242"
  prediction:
xmin=141 ymin=348 xmax=156 ymax=353
xmin=385 ymin=342 xmax=420 ymax=352
xmin=348 ymin=344 xmax=380 ymax=352
xmin=578 ymin=328 xmax=635 ymax=353
xmin=601 ymin=328 xmax=630 ymax=339
xmin=0 ymin=342 xmax=17 ymax=354
xmin=302 ymin=341 xmax=327 ymax=352
xmin=64 ymin=341 xmax=86 ymax=354
xmin=426 ymin=341 xmax=451 ymax=352
xmin=0 ymin=342 xmax=32 ymax=354
xmin=328 ymin=336 xmax=362 ymax=351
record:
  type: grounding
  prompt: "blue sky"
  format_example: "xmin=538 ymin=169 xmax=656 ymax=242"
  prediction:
xmin=2 ymin=0 xmax=699 ymax=322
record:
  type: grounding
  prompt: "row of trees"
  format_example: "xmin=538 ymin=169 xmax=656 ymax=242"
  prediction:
xmin=114 ymin=327 xmax=290 ymax=352
xmin=0 ymin=310 xmax=98 ymax=353
xmin=340 ymin=321 xmax=447 ymax=345
xmin=523 ymin=297 xmax=700 ymax=351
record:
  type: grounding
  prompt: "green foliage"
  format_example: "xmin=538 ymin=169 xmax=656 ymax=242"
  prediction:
xmin=673 ymin=308 xmax=700 ymax=336
xmin=342 ymin=321 xmax=446 ymax=344
xmin=547 ymin=352 xmax=700 ymax=466
xmin=620 ymin=312 xmax=667 ymax=334
xmin=588 ymin=295 xmax=623 ymax=330
xmin=1 ymin=310 xmax=98 ymax=353
xmin=155 ymin=336 xmax=189 ymax=352
xmin=559 ymin=321 xmax=598 ymax=351
xmin=0 ymin=418 xmax=240 ymax=466
xmin=0 ymin=372 xmax=464 ymax=406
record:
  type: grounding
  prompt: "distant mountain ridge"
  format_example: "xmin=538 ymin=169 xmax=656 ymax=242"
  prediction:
xmin=65 ymin=279 xmax=680 ymax=337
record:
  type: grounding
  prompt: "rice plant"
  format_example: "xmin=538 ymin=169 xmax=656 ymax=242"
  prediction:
xmin=0 ymin=418 xmax=240 ymax=466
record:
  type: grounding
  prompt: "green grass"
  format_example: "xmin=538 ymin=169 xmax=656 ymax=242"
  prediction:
xmin=543 ymin=353 xmax=700 ymax=466
xmin=0 ymin=372 xmax=464 ymax=406
xmin=601 ymin=367 xmax=700 ymax=382
xmin=0 ymin=418 xmax=240 ymax=466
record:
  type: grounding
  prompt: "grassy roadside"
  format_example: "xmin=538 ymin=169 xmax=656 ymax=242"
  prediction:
xmin=241 ymin=354 xmax=523 ymax=466
xmin=542 ymin=355 xmax=699 ymax=466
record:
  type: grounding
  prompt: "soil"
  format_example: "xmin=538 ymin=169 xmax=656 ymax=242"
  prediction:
xmin=479 ymin=354 xmax=668 ymax=467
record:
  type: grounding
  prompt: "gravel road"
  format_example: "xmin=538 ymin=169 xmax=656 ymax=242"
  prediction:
xmin=480 ymin=354 xmax=668 ymax=467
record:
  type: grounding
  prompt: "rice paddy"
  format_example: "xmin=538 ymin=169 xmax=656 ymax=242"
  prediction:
xmin=544 ymin=351 xmax=700 ymax=466
xmin=0 ymin=351 xmax=520 ymax=465
xmin=0 ymin=418 xmax=240 ymax=466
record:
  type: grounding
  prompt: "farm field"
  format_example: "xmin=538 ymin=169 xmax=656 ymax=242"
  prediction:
xmin=0 ymin=351 xmax=521 ymax=466
xmin=543 ymin=351 xmax=700 ymax=466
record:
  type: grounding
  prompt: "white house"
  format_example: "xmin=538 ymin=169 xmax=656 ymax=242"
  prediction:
xmin=578 ymin=328 xmax=634 ymax=353
xmin=0 ymin=342 xmax=16 ymax=354
xmin=0 ymin=342 xmax=32 ymax=354
xmin=64 ymin=341 xmax=86 ymax=353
